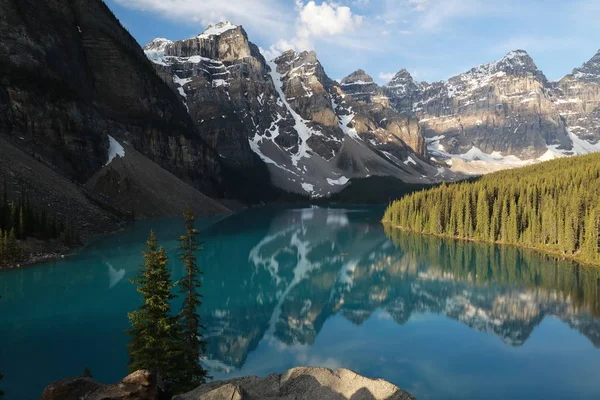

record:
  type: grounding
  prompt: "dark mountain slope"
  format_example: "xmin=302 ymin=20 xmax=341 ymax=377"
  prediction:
xmin=0 ymin=0 xmax=222 ymax=197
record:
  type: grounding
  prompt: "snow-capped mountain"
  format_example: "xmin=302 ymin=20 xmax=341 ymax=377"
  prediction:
xmin=385 ymin=49 xmax=600 ymax=174
xmin=143 ymin=24 xmax=457 ymax=198
xmin=144 ymin=22 xmax=600 ymax=186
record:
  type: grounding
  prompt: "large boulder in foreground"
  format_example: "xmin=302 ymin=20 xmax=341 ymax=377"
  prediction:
xmin=174 ymin=367 xmax=415 ymax=400
xmin=40 ymin=370 xmax=159 ymax=400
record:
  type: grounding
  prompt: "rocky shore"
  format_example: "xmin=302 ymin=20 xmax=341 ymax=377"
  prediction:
xmin=41 ymin=367 xmax=415 ymax=400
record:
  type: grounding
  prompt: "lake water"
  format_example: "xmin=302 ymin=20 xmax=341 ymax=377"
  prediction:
xmin=1 ymin=206 xmax=600 ymax=400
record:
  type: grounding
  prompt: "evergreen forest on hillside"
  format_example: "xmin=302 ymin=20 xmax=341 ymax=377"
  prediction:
xmin=0 ymin=185 xmax=78 ymax=267
xmin=382 ymin=153 xmax=600 ymax=265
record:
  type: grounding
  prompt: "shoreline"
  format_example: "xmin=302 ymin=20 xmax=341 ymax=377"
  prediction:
xmin=382 ymin=221 xmax=600 ymax=268
xmin=0 ymin=225 xmax=128 ymax=272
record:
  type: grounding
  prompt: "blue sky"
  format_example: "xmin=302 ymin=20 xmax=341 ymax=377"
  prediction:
xmin=106 ymin=0 xmax=600 ymax=83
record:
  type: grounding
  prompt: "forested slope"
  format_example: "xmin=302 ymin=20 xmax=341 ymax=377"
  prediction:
xmin=382 ymin=154 xmax=600 ymax=265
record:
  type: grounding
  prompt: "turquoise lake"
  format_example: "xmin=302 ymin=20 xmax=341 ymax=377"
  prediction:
xmin=1 ymin=206 xmax=600 ymax=400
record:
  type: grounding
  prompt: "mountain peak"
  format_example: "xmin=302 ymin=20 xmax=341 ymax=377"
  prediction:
xmin=341 ymin=69 xmax=374 ymax=86
xmin=387 ymin=69 xmax=414 ymax=86
xmin=143 ymin=37 xmax=173 ymax=53
xmin=503 ymin=49 xmax=530 ymax=60
xmin=453 ymin=49 xmax=543 ymax=84
xmin=494 ymin=49 xmax=539 ymax=74
xmin=569 ymin=49 xmax=600 ymax=80
xmin=385 ymin=68 xmax=421 ymax=96
xmin=198 ymin=21 xmax=239 ymax=39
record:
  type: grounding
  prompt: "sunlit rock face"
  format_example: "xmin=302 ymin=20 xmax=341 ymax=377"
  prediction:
xmin=145 ymin=23 xmax=280 ymax=169
xmin=556 ymin=50 xmax=600 ymax=144
xmin=194 ymin=208 xmax=600 ymax=368
xmin=174 ymin=367 xmax=416 ymax=400
xmin=384 ymin=50 xmax=600 ymax=174
xmin=386 ymin=51 xmax=570 ymax=159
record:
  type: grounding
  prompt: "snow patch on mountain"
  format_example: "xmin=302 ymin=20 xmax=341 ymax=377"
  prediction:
xmin=331 ymin=98 xmax=361 ymax=140
xmin=429 ymin=129 xmax=600 ymax=175
xmin=327 ymin=176 xmax=349 ymax=186
xmin=267 ymin=59 xmax=322 ymax=167
xmin=105 ymin=135 xmax=125 ymax=166
xmin=197 ymin=22 xmax=238 ymax=39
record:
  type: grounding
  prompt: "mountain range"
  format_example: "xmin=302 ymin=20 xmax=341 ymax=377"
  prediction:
xmin=1 ymin=0 xmax=600 ymax=231
xmin=144 ymin=21 xmax=600 ymax=193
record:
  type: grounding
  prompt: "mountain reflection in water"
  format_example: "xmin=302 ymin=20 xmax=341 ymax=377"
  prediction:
xmin=1 ymin=206 xmax=600 ymax=400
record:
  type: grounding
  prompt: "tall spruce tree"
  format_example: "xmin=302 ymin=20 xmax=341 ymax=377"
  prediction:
xmin=177 ymin=210 xmax=209 ymax=390
xmin=127 ymin=231 xmax=182 ymax=388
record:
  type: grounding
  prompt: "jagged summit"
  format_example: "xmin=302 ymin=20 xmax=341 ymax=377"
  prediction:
xmin=388 ymin=69 xmax=412 ymax=84
xmin=568 ymin=49 xmax=600 ymax=80
xmin=197 ymin=21 xmax=239 ymax=39
xmin=455 ymin=49 xmax=543 ymax=83
xmin=341 ymin=69 xmax=374 ymax=86
xmin=143 ymin=37 xmax=173 ymax=52
xmin=386 ymin=68 xmax=422 ymax=96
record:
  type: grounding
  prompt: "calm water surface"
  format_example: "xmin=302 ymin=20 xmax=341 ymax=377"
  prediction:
xmin=1 ymin=206 xmax=600 ymax=400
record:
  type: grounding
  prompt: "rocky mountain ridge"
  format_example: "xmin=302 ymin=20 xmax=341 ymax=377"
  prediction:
xmin=384 ymin=49 xmax=600 ymax=174
xmin=144 ymin=23 xmax=457 ymax=198
xmin=145 ymin=22 xmax=600 ymax=187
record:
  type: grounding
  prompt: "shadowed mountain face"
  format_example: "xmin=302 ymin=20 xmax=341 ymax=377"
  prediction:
xmin=0 ymin=0 xmax=228 ymax=222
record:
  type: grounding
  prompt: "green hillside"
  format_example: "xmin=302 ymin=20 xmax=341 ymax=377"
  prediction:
xmin=382 ymin=153 xmax=600 ymax=265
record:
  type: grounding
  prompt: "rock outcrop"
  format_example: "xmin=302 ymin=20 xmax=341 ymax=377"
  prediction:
xmin=174 ymin=367 xmax=415 ymax=400
xmin=41 ymin=368 xmax=414 ymax=400
xmin=41 ymin=370 xmax=159 ymax=400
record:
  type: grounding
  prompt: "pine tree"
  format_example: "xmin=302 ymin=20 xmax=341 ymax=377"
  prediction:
xmin=176 ymin=210 xmax=209 ymax=391
xmin=127 ymin=231 xmax=182 ymax=389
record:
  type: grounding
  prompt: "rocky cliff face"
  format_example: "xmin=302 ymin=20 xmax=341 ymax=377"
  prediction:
xmin=145 ymin=27 xmax=450 ymax=198
xmin=384 ymin=49 xmax=600 ymax=173
xmin=0 ymin=0 xmax=227 ymax=220
xmin=386 ymin=51 xmax=569 ymax=158
xmin=556 ymin=49 xmax=600 ymax=144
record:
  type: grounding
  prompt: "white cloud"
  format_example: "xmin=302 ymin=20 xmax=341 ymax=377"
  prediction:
xmin=298 ymin=1 xmax=363 ymax=36
xmin=408 ymin=0 xmax=428 ymax=12
xmin=290 ymin=1 xmax=364 ymax=51
xmin=492 ymin=37 xmax=585 ymax=55
xmin=113 ymin=0 xmax=289 ymax=38
xmin=417 ymin=0 xmax=482 ymax=31
xmin=379 ymin=72 xmax=395 ymax=81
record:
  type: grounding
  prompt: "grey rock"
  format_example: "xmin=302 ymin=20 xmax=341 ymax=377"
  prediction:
xmin=555 ymin=49 xmax=600 ymax=143
xmin=174 ymin=367 xmax=415 ymax=400
xmin=41 ymin=370 xmax=159 ymax=400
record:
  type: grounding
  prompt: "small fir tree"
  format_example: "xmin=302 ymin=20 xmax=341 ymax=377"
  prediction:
xmin=177 ymin=210 xmax=209 ymax=390
xmin=127 ymin=231 xmax=182 ymax=388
